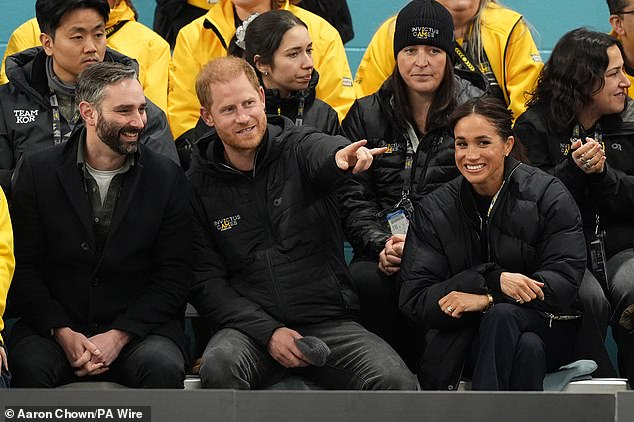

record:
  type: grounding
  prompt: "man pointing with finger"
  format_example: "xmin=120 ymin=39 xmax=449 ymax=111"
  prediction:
xmin=188 ymin=56 xmax=416 ymax=390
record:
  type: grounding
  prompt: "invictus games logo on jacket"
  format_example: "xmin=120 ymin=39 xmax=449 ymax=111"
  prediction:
xmin=411 ymin=26 xmax=439 ymax=40
xmin=14 ymin=109 xmax=38 ymax=124
xmin=214 ymin=215 xmax=241 ymax=232
xmin=384 ymin=143 xmax=403 ymax=154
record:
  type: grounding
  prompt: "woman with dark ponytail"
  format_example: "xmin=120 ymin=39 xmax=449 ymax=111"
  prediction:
xmin=230 ymin=10 xmax=341 ymax=136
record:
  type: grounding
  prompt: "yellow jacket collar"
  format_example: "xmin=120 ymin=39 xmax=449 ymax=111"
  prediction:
xmin=203 ymin=0 xmax=291 ymax=41
xmin=107 ymin=1 xmax=136 ymax=27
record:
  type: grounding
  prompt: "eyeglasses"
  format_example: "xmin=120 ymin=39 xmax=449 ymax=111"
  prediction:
xmin=619 ymin=10 xmax=634 ymax=15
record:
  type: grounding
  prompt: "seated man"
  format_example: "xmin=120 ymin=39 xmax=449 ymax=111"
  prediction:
xmin=7 ymin=62 xmax=192 ymax=388
xmin=188 ymin=56 xmax=417 ymax=390
xmin=0 ymin=0 xmax=177 ymax=193
xmin=0 ymin=0 xmax=171 ymax=113
xmin=168 ymin=0 xmax=354 ymax=141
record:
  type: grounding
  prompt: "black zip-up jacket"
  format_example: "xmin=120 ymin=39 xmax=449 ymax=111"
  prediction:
xmin=264 ymin=70 xmax=341 ymax=137
xmin=399 ymin=158 xmax=588 ymax=389
xmin=0 ymin=47 xmax=178 ymax=193
xmin=340 ymin=72 xmax=485 ymax=259
xmin=187 ymin=116 xmax=358 ymax=347
xmin=514 ymin=100 xmax=634 ymax=260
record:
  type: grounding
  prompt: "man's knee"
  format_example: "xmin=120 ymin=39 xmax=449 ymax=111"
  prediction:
xmin=363 ymin=357 xmax=418 ymax=390
xmin=9 ymin=335 xmax=66 ymax=387
xmin=122 ymin=336 xmax=185 ymax=388
xmin=198 ymin=332 xmax=253 ymax=389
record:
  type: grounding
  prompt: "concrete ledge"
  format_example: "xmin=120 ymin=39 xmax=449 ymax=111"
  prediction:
xmin=0 ymin=389 xmax=618 ymax=422
xmin=457 ymin=378 xmax=630 ymax=394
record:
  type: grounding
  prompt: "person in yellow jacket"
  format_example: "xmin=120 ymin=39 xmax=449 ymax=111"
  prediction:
xmin=354 ymin=0 xmax=543 ymax=120
xmin=0 ymin=0 xmax=170 ymax=112
xmin=0 ymin=189 xmax=15 ymax=388
xmin=168 ymin=0 xmax=355 ymax=140
xmin=607 ymin=0 xmax=634 ymax=98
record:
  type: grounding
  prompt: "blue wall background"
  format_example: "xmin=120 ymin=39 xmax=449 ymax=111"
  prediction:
xmin=0 ymin=0 xmax=611 ymax=74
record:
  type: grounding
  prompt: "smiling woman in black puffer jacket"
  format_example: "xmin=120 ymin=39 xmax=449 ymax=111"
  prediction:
xmin=400 ymin=97 xmax=598 ymax=391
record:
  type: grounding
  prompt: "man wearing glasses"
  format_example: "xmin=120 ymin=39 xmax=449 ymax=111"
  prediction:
xmin=608 ymin=0 xmax=634 ymax=97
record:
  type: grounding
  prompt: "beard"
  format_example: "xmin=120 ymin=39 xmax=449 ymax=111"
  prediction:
xmin=95 ymin=116 xmax=143 ymax=156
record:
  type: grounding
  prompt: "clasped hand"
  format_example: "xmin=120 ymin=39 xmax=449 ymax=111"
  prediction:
xmin=53 ymin=327 xmax=130 ymax=377
xmin=378 ymin=234 xmax=406 ymax=275
xmin=571 ymin=138 xmax=605 ymax=174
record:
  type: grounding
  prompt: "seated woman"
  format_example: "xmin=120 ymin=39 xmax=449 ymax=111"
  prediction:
xmin=354 ymin=0 xmax=542 ymax=119
xmin=340 ymin=0 xmax=484 ymax=367
xmin=514 ymin=28 xmax=631 ymax=381
xmin=230 ymin=10 xmax=341 ymax=136
xmin=400 ymin=96 xmax=588 ymax=390
xmin=169 ymin=0 xmax=354 ymax=141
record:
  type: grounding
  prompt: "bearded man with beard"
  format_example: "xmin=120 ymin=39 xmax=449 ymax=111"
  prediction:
xmin=0 ymin=0 xmax=178 ymax=197
xmin=6 ymin=62 xmax=193 ymax=389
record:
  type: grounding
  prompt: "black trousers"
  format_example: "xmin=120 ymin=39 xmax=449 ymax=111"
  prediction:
xmin=349 ymin=258 xmax=425 ymax=371
xmin=9 ymin=330 xmax=186 ymax=388
xmin=469 ymin=303 xmax=577 ymax=391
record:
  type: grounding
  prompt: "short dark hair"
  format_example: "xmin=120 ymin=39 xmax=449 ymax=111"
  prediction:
xmin=448 ymin=96 xmax=527 ymax=161
xmin=526 ymin=27 xmax=622 ymax=132
xmin=241 ymin=10 xmax=307 ymax=77
xmin=76 ymin=62 xmax=138 ymax=110
xmin=607 ymin=0 xmax=628 ymax=14
xmin=36 ymin=0 xmax=110 ymax=38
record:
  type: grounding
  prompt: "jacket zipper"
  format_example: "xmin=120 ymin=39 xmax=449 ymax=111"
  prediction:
xmin=485 ymin=163 xmax=521 ymax=260
xmin=250 ymin=149 xmax=289 ymax=322
xmin=411 ymin=135 xmax=441 ymax=194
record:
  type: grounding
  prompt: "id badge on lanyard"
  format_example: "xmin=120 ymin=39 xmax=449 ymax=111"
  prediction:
xmin=383 ymin=196 xmax=414 ymax=235
xmin=379 ymin=125 xmax=417 ymax=235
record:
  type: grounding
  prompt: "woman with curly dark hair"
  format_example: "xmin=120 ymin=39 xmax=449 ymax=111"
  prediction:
xmin=515 ymin=27 xmax=631 ymax=381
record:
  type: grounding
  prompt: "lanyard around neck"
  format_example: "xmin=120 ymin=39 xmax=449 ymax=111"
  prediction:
xmin=572 ymin=123 xmax=603 ymax=146
xmin=276 ymin=93 xmax=306 ymax=126
xmin=49 ymin=90 xmax=79 ymax=145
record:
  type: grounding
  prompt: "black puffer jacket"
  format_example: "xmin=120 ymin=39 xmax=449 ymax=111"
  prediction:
xmin=187 ymin=116 xmax=358 ymax=347
xmin=340 ymin=72 xmax=485 ymax=259
xmin=264 ymin=70 xmax=341 ymax=137
xmin=514 ymin=100 xmax=634 ymax=259
xmin=399 ymin=158 xmax=588 ymax=390
xmin=0 ymin=47 xmax=178 ymax=192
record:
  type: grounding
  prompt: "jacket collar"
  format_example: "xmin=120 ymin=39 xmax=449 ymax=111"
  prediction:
xmin=107 ymin=0 xmax=136 ymax=27
xmin=191 ymin=114 xmax=291 ymax=178
xmin=264 ymin=69 xmax=319 ymax=117
xmin=58 ymin=127 xmax=143 ymax=240
xmin=6 ymin=47 xmax=139 ymax=103
xmin=458 ymin=156 xmax=522 ymax=224
xmin=202 ymin=0 xmax=291 ymax=49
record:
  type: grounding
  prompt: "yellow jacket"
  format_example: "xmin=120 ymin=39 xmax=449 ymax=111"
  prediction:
xmin=0 ymin=2 xmax=171 ymax=112
xmin=354 ymin=3 xmax=543 ymax=119
xmin=168 ymin=0 xmax=355 ymax=139
xmin=0 ymin=188 xmax=15 ymax=347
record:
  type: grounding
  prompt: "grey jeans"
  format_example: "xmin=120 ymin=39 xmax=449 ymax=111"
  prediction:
xmin=199 ymin=320 xmax=417 ymax=390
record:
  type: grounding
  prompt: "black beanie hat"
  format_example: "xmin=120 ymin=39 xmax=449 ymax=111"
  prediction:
xmin=393 ymin=0 xmax=454 ymax=59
